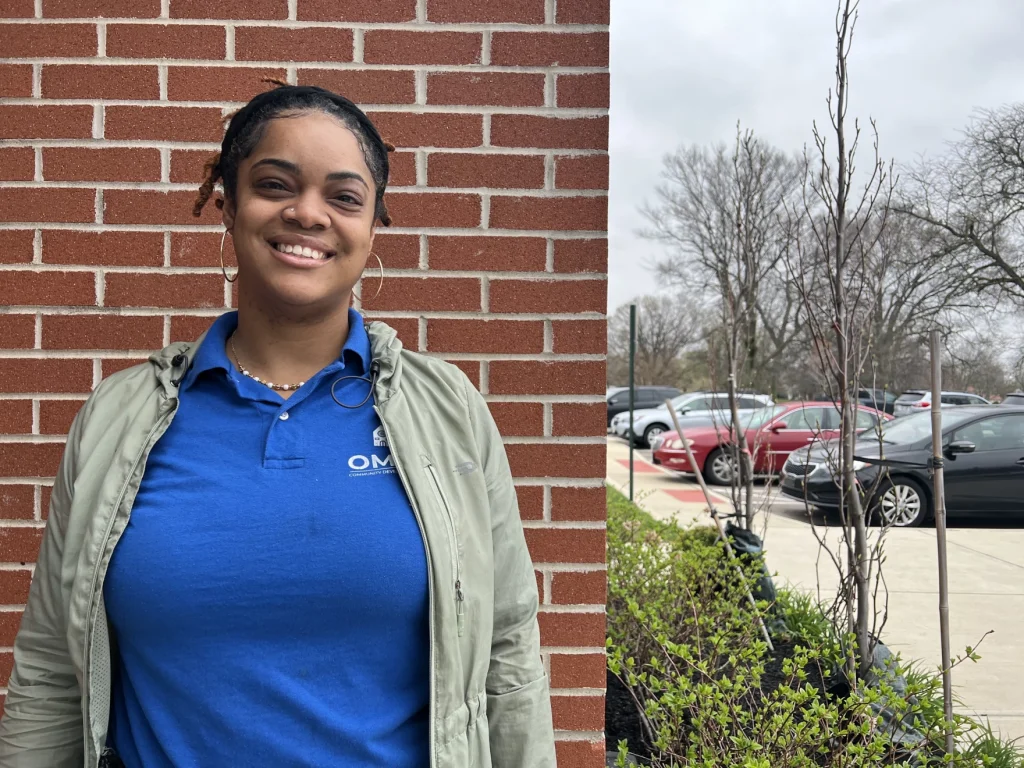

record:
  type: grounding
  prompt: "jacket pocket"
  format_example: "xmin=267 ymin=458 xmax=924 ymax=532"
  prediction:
xmin=423 ymin=457 xmax=465 ymax=637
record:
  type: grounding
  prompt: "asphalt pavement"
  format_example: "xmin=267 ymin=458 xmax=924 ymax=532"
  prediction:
xmin=606 ymin=436 xmax=1024 ymax=741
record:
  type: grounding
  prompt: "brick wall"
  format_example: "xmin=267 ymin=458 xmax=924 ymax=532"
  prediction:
xmin=0 ymin=0 xmax=608 ymax=764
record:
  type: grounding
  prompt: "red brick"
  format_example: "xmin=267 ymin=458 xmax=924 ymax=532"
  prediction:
xmin=169 ymin=232 xmax=233 ymax=268
xmin=170 ymin=0 xmax=288 ymax=18
xmin=0 ymin=147 xmax=34 ymax=182
xmin=525 ymin=529 xmax=604 ymax=564
xmin=429 ymin=153 xmax=544 ymax=190
xmin=490 ymin=361 xmax=605 ymax=396
xmin=42 ymin=64 xmax=158 ymax=99
xmin=43 ymin=148 xmax=161 ymax=183
xmin=490 ymin=279 xmax=604 ymax=313
xmin=0 ymin=443 xmax=66 ymax=477
xmin=0 ymin=485 xmax=33 ymax=516
xmin=515 ymin=485 xmax=543 ymax=520
xmin=428 ymin=319 xmax=542 ymax=354
xmin=558 ymin=73 xmax=609 ymax=109
xmin=507 ymin=443 xmax=605 ymax=479
xmin=0 ymin=0 xmax=33 ymax=17
xmin=43 ymin=230 xmax=164 ymax=267
xmin=166 ymin=66 xmax=286 ymax=103
xmin=170 ymin=149 xmax=216 ymax=185
xmin=551 ymin=694 xmax=604 ymax=730
xmin=538 ymin=611 xmax=605 ymax=646
xmin=106 ymin=24 xmax=225 ymax=59
xmin=553 ymin=319 xmax=604 ymax=354
xmin=169 ymin=314 xmax=216 ymax=342
xmin=369 ymin=112 xmax=482 ymax=149
xmin=554 ymin=239 xmax=606 ymax=273
xmin=0 ymin=652 xmax=13 ymax=686
xmin=235 ymin=26 xmax=353 ymax=62
xmin=39 ymin=399 xmax=86 ymax=435
xmin=0 ymin=570 xmax=33 ymax=603
xmin=0 ymin=315 xmax=35 ymax=349
xmin=0 ymin=271 xmax=95 ymax=307
xmin=490 ymin=197 xmax=606 ymax=232
xmin=40 ymin=486 xmax=51 ymax=519
xmin=0 ymin=231 xmax=34 ymax=265
xmin=452 ymin=360 xmax=480 ymax=388
xmin=0 ymin=611 xmax=23 ymax=646
xmin=550 ymin=653 xmax=606 ymax=689
xmin=0 ymin=106 xmax=93 ymax=140
xmin=44 ymin=0 xmax=160 ymax=15
xmin=104 ymin=106 xmax=224 ymax=142
xmin=428 ymin=236 xmax=546 ymax=272
xmin=385 ymin=193 xmax=480 ymax=229
xmin=551 ymin=486 xmax=605 ymax=522
xmin=553 ymin=403 xmax=606 ymax=437
xmin=363 ymin=316 xmax=418 ymax=348
xmin=42 ymin=315 xmax=163 ymax=350
xmin=486 ymin=402 xmax=544 ymax=437
xmin=0 ymin=361 xmax=91 ymax=395
xmin=427 ymin=0 xmax=543 ymax=22
xmin=387 ymin=152 xmax=417 ymax=187
xmin=0 ymin=189 xmax=95 ymax=224
xmin=556 ymin=0 xmax=609 ymax=24
xmin=104 ymin=190 xmax=222 ymax=226
xmin=535 ymin=570 xmax=544 ymax=602
xmin=555 ymin=740 xmax=606 ymax=768
xmin=428 ymin=72 xmax=544 ymax=107
xmin=298 ymin=0 xmax=415 ymax=21
xmin=298 ymin=69 xmax=416 ymax=105
xmin=361 ymin=277 xmax=480 ymax=312
xmin=492 ymin=115 xmax=608 ymax=151
xmin=105 ymin=273 xmax=224 ymax=309
xmin=0 ymin=65 xmax=32 ymax=98
xmin=370 ymin=233 xmax=420 ymax=271
xmin=0 ymin=23 xmax=96 ymax=57
xmin=364 ymin=31 xmax=481 ymax=65
xmin=556 ymin=155 xmax=608 ymax=190
xmin=551 ymin=570 xmax=606 ymax=604
xmin=491 ymin=32 xmax=608 ymax=67
xmin=100 ymin=358 xmax=149 ymax=377
xmin=0 ymin=403 xmax=32 ymax=435
xmin=0 ymin=527 xmax=44 ymax=564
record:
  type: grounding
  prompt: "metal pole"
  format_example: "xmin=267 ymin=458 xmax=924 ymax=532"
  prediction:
xmin=628 ymin=304 xmax=636 ymax=502
xmin=930 ymin=330 xmax=954 ymax=755
xmin=666 ymin=401 xmax=774 ymax=652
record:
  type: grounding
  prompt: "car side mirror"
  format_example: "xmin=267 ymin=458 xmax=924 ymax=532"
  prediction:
xmin=946 ymin=440 xmax=976 ymax=455
xmin=770 ymin=422 xmax=788 ymax=433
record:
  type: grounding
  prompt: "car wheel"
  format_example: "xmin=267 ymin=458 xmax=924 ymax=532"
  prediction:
xmin=703 ymin=448 xmax=736 ymax=486
xmin=642 ymin=424 xmax=667 ymax=448
xmin=875 ymin=477 xmax=930 ymax=527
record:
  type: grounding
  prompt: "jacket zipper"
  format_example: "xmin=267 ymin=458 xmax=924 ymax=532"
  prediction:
xmin=83 ymin=399 xmax=178 ymax=765
xmin=424 ymin=458 xmax=465 ymax=637
xmin=374 ymin=405 xmax=437 ymax=768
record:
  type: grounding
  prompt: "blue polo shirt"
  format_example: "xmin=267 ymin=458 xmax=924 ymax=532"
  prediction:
xmin=103 ymin=310 xmax=430 ymax=768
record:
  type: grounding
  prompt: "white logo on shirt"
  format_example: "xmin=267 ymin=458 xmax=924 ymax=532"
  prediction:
xmin=373 ymin=425 xmax=387 ymax=447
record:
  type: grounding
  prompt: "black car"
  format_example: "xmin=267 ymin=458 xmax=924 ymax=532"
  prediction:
xmin=606 ymin=386 xmax=683 ymax=426
xmin=811 ymin=388 xmax=899 ymax=415
xmin=1003 ymin=392 xmax=1024 ymax=406
xmin=779 ymin=406 xmax=1024 ymax=526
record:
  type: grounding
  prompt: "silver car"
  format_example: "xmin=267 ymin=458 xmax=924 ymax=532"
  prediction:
xmin=892 ymin=390 xmax=990 ymax=418
xmin=612 ymin=392 xmax=774 ymax=447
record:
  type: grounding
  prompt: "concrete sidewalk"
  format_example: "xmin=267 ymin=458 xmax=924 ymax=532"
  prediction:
xmin=606 ymin=437 xmax=1024 ymax=741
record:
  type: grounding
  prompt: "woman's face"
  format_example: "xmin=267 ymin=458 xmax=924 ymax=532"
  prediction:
xmin=222 ymin=110 xmax=377 ymax=317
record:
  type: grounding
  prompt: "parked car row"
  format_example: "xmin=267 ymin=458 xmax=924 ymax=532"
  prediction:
xmin=609 ymin=391 xmax=774 ymax=447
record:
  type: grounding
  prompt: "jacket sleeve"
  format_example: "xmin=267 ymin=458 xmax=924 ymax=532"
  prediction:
xmin=465 ymin=382 xmax=556 ymax=768
xmin=0 ymin=406 xmax=88 ymax=768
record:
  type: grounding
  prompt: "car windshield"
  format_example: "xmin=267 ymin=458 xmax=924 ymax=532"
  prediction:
xmin=744 ymin=404 xmax=789 ymax=429
xmin=875 ymin=410 xmax=976 ymax=445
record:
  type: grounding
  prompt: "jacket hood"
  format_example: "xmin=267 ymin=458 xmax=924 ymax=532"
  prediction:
xmin=147 ymin=316 xmax=405 ymax=400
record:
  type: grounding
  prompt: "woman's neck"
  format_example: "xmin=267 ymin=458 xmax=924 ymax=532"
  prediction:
xmin=227 ymin=298 xmax=352 ymax=392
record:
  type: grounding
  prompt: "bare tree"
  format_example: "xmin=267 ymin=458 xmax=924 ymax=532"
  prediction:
xmin=607 ymin=295 xmax=705 ymax=387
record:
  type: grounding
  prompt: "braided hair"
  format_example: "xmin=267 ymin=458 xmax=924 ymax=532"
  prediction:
xmin=193 ymin=80 xmax=395 ymax=226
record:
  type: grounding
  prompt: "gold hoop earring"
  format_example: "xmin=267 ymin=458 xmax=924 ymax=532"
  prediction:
xmin=220 ymin=229 xmax=238 ymax=284
xmin=371 ymin=252 xmax=384 ymax=299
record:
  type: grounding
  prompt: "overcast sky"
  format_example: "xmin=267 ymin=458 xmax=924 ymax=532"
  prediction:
xmin=608 ymin=0 xmax=1024 ymax=311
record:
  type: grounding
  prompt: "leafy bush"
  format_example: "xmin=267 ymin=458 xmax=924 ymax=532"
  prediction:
xmin=606 ymin=485 xmax=1022 ymax=767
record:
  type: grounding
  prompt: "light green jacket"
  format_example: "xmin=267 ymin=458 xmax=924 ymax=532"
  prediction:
xmin=0 ymin=320 xmax=556 ymax=768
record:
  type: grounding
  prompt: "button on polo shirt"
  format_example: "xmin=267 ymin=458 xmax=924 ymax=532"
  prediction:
xmin=103 ymin=310 xmax=430 ymax=768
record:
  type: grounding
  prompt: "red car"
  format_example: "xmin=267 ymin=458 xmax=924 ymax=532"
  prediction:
xmin=652 ymin=401 xmax=891 ymax=485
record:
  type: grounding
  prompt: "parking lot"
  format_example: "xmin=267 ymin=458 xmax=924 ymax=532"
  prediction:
xmin=607 ymin=436 xmax=1024 ymax=741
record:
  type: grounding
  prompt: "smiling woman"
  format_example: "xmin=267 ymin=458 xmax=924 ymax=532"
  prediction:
xmin=0 ymin=84 xmax=556 ymax=768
